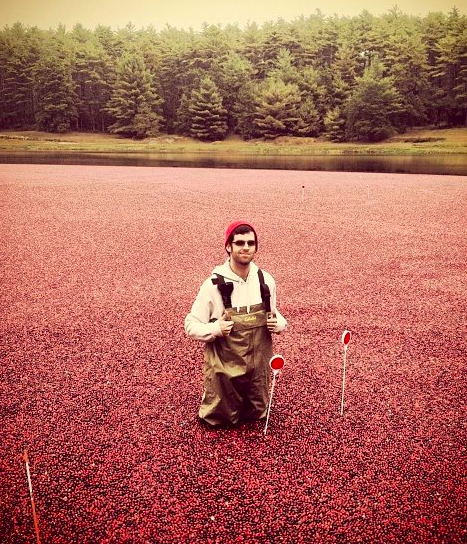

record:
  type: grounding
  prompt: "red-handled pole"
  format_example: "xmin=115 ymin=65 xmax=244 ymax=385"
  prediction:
xmin=340 ymin=329 xmax=352 ymax=416
xmin=264 ymin=355 xmax=285 ymax=435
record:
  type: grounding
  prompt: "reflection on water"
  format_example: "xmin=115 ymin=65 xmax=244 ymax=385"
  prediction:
xmin=0 ymin=151 xmax=466 ymax=175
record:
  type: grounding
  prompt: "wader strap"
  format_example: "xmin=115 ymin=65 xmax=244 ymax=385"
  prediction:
xmin=212 ymin=274 xmax=234 ymax=309
xmin=258 ymin=269 xmax=271 ymax=313
xmin=212 ymin=270 xmax=271 ymax=312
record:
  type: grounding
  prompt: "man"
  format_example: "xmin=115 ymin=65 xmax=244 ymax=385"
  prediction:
xmin=185 ymin=221 xmax=287 ymax=427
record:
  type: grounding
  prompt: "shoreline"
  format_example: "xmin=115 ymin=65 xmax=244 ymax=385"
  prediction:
xmin=0 ymin=128 xmax=466 ymax=157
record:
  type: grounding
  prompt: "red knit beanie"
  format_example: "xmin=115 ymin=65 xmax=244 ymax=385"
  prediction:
xmin=225 ymin=221 xmax=258 ymax=251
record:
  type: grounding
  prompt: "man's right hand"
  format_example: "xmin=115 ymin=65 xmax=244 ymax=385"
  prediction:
xmin=219 ymin=310 xmax=234 ymax=336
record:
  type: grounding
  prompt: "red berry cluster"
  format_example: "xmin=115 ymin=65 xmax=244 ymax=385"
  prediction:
xmin=1 ymin=165 xmax=465 ymax=543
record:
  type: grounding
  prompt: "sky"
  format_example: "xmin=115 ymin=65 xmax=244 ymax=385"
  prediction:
xmin=1 ymin=0 xmax=465 ymax=31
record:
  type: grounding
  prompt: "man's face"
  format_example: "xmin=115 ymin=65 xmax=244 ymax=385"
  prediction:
xmin=227 ymin=231 xmax=257 ymax=266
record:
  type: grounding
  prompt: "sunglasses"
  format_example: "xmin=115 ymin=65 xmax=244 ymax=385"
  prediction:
xmin=232 ymin=240 xmax=256 ymax=247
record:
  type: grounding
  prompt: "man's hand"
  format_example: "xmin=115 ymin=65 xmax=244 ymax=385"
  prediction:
xmin=219 ymin=310 xmax=234 ymax=336
xmin=267 ymin=313 xmax=277 ymax=332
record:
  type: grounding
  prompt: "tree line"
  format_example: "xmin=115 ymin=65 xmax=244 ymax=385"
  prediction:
xmin=0 ymin=7 xmax=466 ymax=142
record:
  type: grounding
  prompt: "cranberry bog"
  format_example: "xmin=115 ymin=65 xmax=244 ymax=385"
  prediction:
xmin=1 ymin=165 xmax=466 ymax=543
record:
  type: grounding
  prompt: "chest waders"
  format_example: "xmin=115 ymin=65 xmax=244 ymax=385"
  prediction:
xmin=199 ymin=270 xmax=273 ymax=426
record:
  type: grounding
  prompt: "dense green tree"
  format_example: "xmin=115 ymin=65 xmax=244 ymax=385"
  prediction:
xmin=216 ymin=52 xmax=254 ymax=131
xmin=106 ymin=50 xmax=164 ymax=138
xmin=332 ymin=43 xmax=359 ymax=88
xmin=94 ymin=25 xmax=125 ymax=61
xmin=253 ymin=78 xmax=301 ymax=139
xmin=71 ymin=23 xmax=93 ymax=44
xmin=251 ymin=29 xmax=293 ymax=79
xmin=295 ymin=100 xmax=320 ymax=136
xmin=289 ymin=13 xmax=324 ymax=68
xmin=0 ymin=24 xmax=41 ymax=127
xmin=157 ymin=26 xmax=196 ymax=132
xmin=345 ymin=57 xmax=402 ymax=142
xmin=2 ymin=45 xmax=35 ymax=127
xmin=268 ymin=51 xmax=324 ymax=134
xmin=385 ymin=31 xmax=430 ymax=128
xmin=268 ymin=49 xmax=299 ymax=84
xmin=188 ymin=77 xmax=228 ymax=141
xmin=234 ymin=80 xmax=262 ymax=140
xmin=116 ymin=23 xmax=138 ymax=45
xmin=453 ymin=29 xmax=467 ymax=125
xmin=347 ymin=10 xmax=385 ymax=76
xmin=34 ymin=44 xmax=78 ymax=132
xmin=132 ymin=104 xmax=164 ymax=139
xmin=197 ymin=24 xmax=233 ymax=71
xmin=238 ymin=22 xmax=262 ymax=74
xmin=73 ymin=40 xmax=114 ymax=131
xmin=173 ymin=92 xmax=191 ymax=135
xmin=430 ymin=10 xmax=467 ymax=126
xmin=324 ymin=106 xmax=347 ymax=141
xmin=314 ymin=15 xmax=341 ymax=67
xmin=299 ymin=67 xmax=328 ymax=130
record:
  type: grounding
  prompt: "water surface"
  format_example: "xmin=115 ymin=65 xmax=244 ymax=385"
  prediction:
xmin=1 ymin=151 xmax=466 ymax=175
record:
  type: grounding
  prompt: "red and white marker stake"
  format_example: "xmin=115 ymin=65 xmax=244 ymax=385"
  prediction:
xmin=264 ymin=354 xmax=285 ymax=435
xmin=340 ymin=329 xmax=352 ymax=416
xmin=23 ymin=449 xmax=42 ymax=544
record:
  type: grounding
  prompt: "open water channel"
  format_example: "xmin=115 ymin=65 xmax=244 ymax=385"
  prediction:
xmin=1 ymin=150 xmax=466 ymax=175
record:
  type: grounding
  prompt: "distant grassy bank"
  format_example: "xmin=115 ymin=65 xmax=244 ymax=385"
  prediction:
xmin=0 ymin=128 xmax=466 ymax=157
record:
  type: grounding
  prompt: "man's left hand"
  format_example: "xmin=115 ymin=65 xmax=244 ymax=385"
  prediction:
xmin=267 ymin=313 xmax=277 ymax=332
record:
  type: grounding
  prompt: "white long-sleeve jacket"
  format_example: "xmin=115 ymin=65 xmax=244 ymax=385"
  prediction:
xmin=185 ymin=260 xmax=287 ymax=342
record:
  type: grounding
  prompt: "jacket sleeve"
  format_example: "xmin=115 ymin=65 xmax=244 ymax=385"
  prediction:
xmin=184 ymin=280 xmax=224 ymax=342
xmin=269 ymin=276 xmax=287 ymax=334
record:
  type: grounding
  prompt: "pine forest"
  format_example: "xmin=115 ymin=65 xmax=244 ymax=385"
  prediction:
xmin=0 ymin=7 xmax=466 ymax=143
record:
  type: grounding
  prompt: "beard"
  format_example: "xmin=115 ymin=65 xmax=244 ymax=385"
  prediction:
xmin=233 ymin=252 xmax=254 ymax=265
